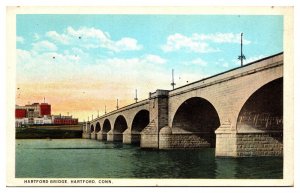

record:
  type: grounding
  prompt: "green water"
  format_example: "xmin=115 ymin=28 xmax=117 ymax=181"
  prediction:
xmin=15 ymin=139 xmax=283 ymax=179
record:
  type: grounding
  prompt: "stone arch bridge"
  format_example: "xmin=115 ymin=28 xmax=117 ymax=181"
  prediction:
xmin=82 ymin=52 xmax=283 ymax=157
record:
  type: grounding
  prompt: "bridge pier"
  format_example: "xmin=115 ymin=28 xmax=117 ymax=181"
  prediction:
xmin=107 ymin=130 xmax=114 ymax=141
xmin=215 ymin=121 xmax=283 ymax=157
xmin=82 ymin=122 xmax=91 ymax=139
xmin=82 ymin=132 xmax=91 ymax=139
xmin=123 ymin=129 xmax=132 ymax=144
xmin=140 ymin=90 xmax=169 ymax=149
xmin=107 ymin=131 xmax=123 ymax=142
xmin=159 ymin=127 xmax=212 ymax=149
xmin=96 ymin=131 xmax=104 ymax=140
xmin=90 ymin=132 xmax=96 ymax=140
xmin=140 ymin=120 xmax=159 ymax=148
xmin=215 ymin=122 xmax=238 ymax=157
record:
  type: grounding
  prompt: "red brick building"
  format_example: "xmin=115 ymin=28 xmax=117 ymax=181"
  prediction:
xmin=40 ymin=103 xmax=51 ymax=116
xmin=53 ymin=115 xmax=78 ymax=125
xmin=15 ymin=109 xmax=27 ymax=118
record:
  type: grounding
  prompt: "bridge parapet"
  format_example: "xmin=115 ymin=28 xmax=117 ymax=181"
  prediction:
xmin=169 ymin=52 xmax=283 ymax=97
xmin=93 ymin=99 xmax=149 ymax=122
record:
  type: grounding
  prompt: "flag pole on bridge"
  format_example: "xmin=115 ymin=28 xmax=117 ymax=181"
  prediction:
xmin=238 ymin=32 xmax=246 ymax=66
xmin=134 ymin=89 xmax=138 ymax=103
xmin=171 ymin=69 xmax=176 ymax=90
xmin=116 ymin=99 xmax=119 ymax=110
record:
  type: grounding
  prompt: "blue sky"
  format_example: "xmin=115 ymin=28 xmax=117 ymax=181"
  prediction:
xmin=16 ymin=14 xmax=283 ymax=120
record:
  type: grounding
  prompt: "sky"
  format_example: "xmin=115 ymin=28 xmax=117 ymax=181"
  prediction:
xmin=16 ymin=14 xmax=283 ymax=121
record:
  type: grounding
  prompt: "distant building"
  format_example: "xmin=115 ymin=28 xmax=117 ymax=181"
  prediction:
xmin=16 ymin=103 xmax=41 ymax=124
xmin=52 ymin=115 xmax=78 ymax=125
xmin=40 ymin=103 xmax=51 ymax=116
xmin=15 ymin=118 xmax=29 ymax=127
xmin=15 ymin=101 xmax=78 ymax=127
xmin=15 ymin=109 xmax=27 ymax=119
xmin=33 ymin=116 xmax=53 ymax=125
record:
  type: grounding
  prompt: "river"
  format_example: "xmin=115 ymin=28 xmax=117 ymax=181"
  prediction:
xmin=15 ymin=139 xmax=283 ymax=179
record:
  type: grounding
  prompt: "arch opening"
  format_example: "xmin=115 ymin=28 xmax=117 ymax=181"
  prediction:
xmin=131 ymin=110 xmax=150 ymax=144
xmin=95 ymin=122 xmax=101 ymax=133
xmin=113 ymin=115 xmax=128 ymax=142
xmin=237 ymin=78 xmax=283 ymax=134
xmin=102 ymin=119 xmax=111 ymax=140
xmin=90 ymin=125 xmax=94 ymax=133
xmin=172 ymin=97 xmax=220 ymax=147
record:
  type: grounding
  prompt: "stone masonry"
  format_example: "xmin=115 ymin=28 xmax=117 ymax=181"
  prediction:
xmin=83 ymin=53 xmax=284 ymax=157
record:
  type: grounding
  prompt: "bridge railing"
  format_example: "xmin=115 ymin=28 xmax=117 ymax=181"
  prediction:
xmin=93 ymin=99 xmax=149 ymax=121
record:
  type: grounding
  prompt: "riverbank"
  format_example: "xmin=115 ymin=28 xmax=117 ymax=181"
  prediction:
xmin=16 ymin=127 xmax=82 ymax=139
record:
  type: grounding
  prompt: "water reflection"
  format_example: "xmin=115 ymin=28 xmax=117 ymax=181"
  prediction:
xmin=130 ymin=149 xmax=217 ymax=178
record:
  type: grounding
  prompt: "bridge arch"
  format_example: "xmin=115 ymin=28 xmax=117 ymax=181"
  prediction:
xmin=172 ymin=97 xmax=220 ymax=147
xmin=95 ymin=122 xmax=101 ymax=133
xmin=113 ymin=115 xmax=128 ymax=142
xmin=131 ymin=110 xmax=150 ymax=144
xmin=102 ymin=119 xmax=111 ymax=140
xmin=90 ymin=124 xmax=95 ymax=133
xmin=236 ymin=77 xmax=283 ymax=132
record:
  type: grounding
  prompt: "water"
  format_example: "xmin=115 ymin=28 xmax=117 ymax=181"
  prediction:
xmin=15 ymin=139 xmax=283 ymax=179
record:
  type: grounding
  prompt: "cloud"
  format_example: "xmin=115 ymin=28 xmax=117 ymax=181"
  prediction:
xmin=143 ymin=54 xmax=166 ymax=65
xmin=190 ymin=58 xmax=207 ymax=66
xmin=32 ymin=40 xmax=57 ymax=52
xmin=94 ymin=54 xmax=166 ymax=70
xmin=46 ymin=31 xmax=70 ymax=44
xmin=46 ymin=26 xmax=142 ymax=52
xmin=16 ymin=36 xmax=24 ymax=44
xmin=33 ymin=33 xmax=40 ymax=41
xmin=161 ymin=33 xmax=218 ymax=53
xmin=161 ymin=33 xmax=251 ymax=53
xmin=112 ymin=37 xmax=142 ymax=52
xmin=182 ymin=58 xmax=208 ymax=67
xmin=193 ymin=33 xmax=251 ymax=44
xmin=17 ymin=47 xmax=166 ymax=83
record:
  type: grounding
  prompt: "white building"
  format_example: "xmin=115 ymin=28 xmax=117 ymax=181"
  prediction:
xmin=33 ymin=116 xmax=53 ymax=125
xmin=15 ymin=118 xmax=29 ymax=127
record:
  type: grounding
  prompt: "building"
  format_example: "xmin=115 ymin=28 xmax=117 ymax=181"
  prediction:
xmin=15 ymin=102 xmax=52 ymax=126
xmin=15 ymin=118 xmax=29 ymax=127
xmin=40 ymin=103 xmax=51 ymax=116
xmin=33 ymin=116 xmax=53 ymax=125
xmin=15 ymin=109 xmax=27 ymax=119
xmin=15 ymin=101 xmax=78 ymax=126
xmin=52 ymin=115 xmax=78 ymax=125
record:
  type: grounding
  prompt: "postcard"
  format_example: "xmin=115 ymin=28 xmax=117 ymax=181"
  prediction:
xmin=6 ymin=6 xmax=294 ymax=187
